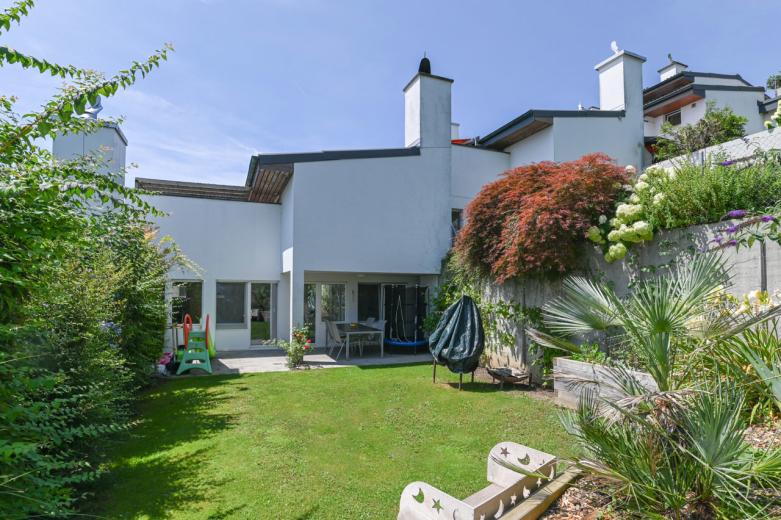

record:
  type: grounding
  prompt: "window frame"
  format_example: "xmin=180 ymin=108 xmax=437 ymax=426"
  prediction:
xmin=664 ymin=110 xmax=682 ymax=127
xmin=171 ymin=279 xmax=203 ymax=324
xmin=216 ymin=281 xmax=248 ymax=329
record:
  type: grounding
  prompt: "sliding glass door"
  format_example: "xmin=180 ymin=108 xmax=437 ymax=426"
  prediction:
xmin=382 ymin=284 xmax=428 ymax=341
xmin=250 ymin=283 xmax=275 ymax=344
xmin=303 ymin=282 xmax=346 ymax=346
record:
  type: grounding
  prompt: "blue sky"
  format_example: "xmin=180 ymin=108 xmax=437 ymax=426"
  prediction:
xmin=1 ymin=0 xmax=775 ymax=186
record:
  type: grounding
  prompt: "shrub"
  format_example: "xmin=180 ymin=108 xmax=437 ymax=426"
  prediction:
xmin=455 ymin=153 xmax=628 ymax=281
xmin=704 ymin=289 xmax=781 ymax=422
xmin=561 ymin=384 xmax=781 ymax=518
xmin=281 ymin=325 xmax=313 ymax=367
xmin=525 ymin=255 xmax=781 ymax=517
xmin=0 ymin=3 xmax=174 ymax=516
xmin=654 ymin=102 xmax=747 ymax=161
xmin=592 ymin=151 xmax=781 ymax=262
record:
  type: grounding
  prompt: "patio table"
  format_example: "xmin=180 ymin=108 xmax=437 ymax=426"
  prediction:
xmin=336 ymin=323 xmax=385 ymax=359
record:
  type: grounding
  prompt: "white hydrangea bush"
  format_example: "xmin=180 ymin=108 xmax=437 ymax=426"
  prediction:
xmin=586 ymin=164 xmax=674 ymax=262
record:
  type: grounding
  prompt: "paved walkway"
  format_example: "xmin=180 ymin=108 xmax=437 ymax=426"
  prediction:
xmin=211 ymin=348 xmax=432 ymax=375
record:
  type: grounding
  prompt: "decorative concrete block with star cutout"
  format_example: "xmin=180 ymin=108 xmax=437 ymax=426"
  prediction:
xmin=397 ymin=442 xmax=557 ymax=520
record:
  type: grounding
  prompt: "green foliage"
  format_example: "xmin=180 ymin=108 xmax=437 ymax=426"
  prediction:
xmin=562 ymin=384 xmax=781 ymax=518
xmin=528 ymin=255 xmax=781 ymax=517
xmin=593 ymin=151 xmax=781 ymax=262
xmin=568 ymin=342 xmax=609 ymax=365
xmin=528 ymin=254 xmax=781 ymax=392
xmin=767 ymin=72 xmax=781 ymax=90
xmin=280 ymin=325 xmax=312 ymax=368
xmin=699 ymin=290 xmax=781 ymax=422
xmin=0 ymin=353 xmax=131 ymax=518
xmin=425 ymin=254 xmax=547 ymax=371
xmin=0 ymin=3 xmax=177 ymax=516
xmin=654 ymin=102 xmax=747 ymax=161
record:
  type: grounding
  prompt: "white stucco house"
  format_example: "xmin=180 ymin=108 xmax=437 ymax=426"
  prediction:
xmin=53 ymin=45 xmax=781 ymax=352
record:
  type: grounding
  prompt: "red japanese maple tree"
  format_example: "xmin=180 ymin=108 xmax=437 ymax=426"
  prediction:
xmin=455 ymin=153 xmax=628 ymax=282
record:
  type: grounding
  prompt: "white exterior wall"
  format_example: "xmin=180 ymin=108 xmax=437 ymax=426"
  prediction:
xmin=552 ymin=116 xmax=643 ymax=169
xmin=450 ymin=145 xmax=510 ymax=209
xmin=506 ymin=126 xmax=555 ymax=167
xmin=705 ymin=89 xmax=767 ymax=134
xmin=149 ymin=195 xmax=282 ymax=350
xmin=598 ymin=58 xmax=628 ymax=111
xmin=290 ymin=150 xmax=451 ymax=276
xmin=645 ymin=100 xmax=707 ymax=136
xmin=645 ymin=90 xmax=765 ymax=137
xmin=691 ymin=76 xmax=747 ymax=87
xmin=404 ymin=79 xmax=422 ymax=147
xmin=404 ymin=74 xmax=452 ymax=148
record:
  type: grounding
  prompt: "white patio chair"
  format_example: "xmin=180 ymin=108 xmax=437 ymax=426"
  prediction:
xmin=326 ymin=320 xmax=347 ymax=360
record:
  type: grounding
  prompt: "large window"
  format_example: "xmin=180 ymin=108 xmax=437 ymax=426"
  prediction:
xmin=321 ymin=284 xmax=345 ymax=322
xmin=216 ymin=282 xmax=246 ymax=326
xmin=251 ymin=283 xmax=274 ymax=342
xmin=172 ymin=281 xmax=202 ymax=323
xmin=358 ymin=283 xmax=380 ymax=321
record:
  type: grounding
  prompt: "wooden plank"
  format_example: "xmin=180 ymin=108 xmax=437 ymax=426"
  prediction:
xmin=249 ymin=164 xmax=293 ymax=204
xmin=502 ymin=468 xmax=581 ymax=520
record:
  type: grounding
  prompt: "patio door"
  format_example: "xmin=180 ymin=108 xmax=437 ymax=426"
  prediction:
xmin=303 ymin=282 xmax=346 ymax=346
xmin=250 ymin=283 xmax=276 ymax=344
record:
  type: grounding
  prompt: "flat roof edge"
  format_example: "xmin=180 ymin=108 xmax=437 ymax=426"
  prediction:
xmin=254 ymin=146 xmax=421 ymax=166
xmin=479 ymin=109 xmax=625 ymax=147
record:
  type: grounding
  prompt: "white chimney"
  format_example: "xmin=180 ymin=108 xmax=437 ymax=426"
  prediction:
xmin=450 ymin=122 xmax=460 ymax=140
xmin=53 ymin=101 xmax=127 ymax=186
xmin=595 ymin=44 xmax=646 ymax=112
xmin=658 ymin=54 xmax=688 ymax=81
xmin=595 ymin=43 xmax=646 ymax=170
xmin=403 ymin=56 xmax=453 ymax=148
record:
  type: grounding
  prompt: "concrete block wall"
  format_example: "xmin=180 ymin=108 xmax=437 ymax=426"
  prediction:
xmin=480 ymin=220 xmax=779 ymax=378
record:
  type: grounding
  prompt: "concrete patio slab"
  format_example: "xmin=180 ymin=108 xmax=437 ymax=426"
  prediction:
xmin=211 ymin=348 xmax=432 ymax=375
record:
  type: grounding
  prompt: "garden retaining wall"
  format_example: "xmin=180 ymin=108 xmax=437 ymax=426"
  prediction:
xmin=552 ymin=357 xmax=657 ymax=409
xmin=481 ymin=221 xmax=781 ymax=381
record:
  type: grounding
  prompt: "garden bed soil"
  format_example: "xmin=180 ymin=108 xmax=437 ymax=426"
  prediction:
xmin=539 ymin=475 xmax=615 ymax=520
xmin=744 ymin=420 xmax=781 ymax=450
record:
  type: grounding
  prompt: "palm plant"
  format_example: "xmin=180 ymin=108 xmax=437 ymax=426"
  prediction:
xmin=528 ymin=253 xmax=781 ymax=392
xmin=525 ymin=254 xmax=781 ymax=517
xmin=559 ymin=385 xmax=781 ymax=518
xmin=719 ymin=323 xmax=781 ymax=417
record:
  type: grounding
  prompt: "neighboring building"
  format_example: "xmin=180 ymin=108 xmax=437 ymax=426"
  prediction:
xmin=643 ymin=57 xmax=769 ymax=140
xmin=53 ymin=45 xmax=780 ymax=351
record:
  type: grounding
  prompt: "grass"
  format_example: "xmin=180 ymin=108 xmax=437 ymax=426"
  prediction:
xmin=90 ymin=363 xmax=575 ymax=519
xmin=250 ymin=321 xmax=270 ymax=341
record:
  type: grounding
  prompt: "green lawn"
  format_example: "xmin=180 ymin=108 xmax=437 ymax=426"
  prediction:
xmin=250 ymin=321 xmax=270 ymax=341
xmin=90 ymin=364 xmax=575 ymax=519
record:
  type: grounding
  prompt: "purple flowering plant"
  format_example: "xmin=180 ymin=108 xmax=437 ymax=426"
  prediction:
xmin=710 ymin=208 xmax=781 ymax=252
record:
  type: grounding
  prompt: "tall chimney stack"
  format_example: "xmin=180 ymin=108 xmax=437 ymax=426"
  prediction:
xmin=52 ymin=98 xmax=128 ymax=186
xmin=658 ymin=54 xmax=688 ymax=82
xmin=403 ymin=55 xmax=453 ymax=148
